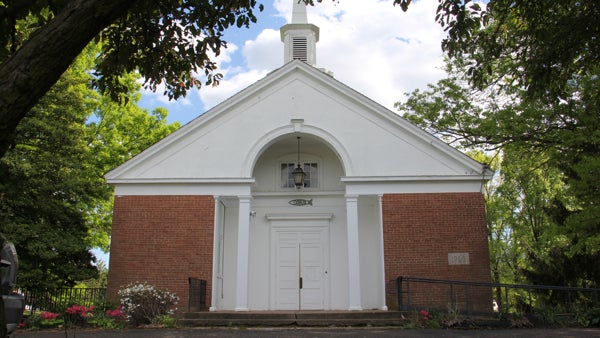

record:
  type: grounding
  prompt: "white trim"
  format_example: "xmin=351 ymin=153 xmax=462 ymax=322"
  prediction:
xmin=235 ymin=196 xmax=252 ymax=311
xmin=345 ymin=195 xmax=362 ymax=311
xmin=265 ymin=213 xmax=334 ymax=221
xmin=341 ymin=175 xmax=491 ymax=182
xmin=242 ymin=123 xmax=352 ymax=177
xmin=107 ymin=178 xmax=255 ymax=184
xmin=210 ymin=196 xmax=221 ymax=312
xmin=344 ymin=180 xmax=485 ymax=195
xmin=112 ymin=183 xmax=252 ymax=196
xmin=376 ymin=195 xmax=388 ymax=311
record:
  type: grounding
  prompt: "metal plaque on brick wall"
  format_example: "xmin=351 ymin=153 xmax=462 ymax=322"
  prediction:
xmin=448 ymin=253 xmax=470 ymax=265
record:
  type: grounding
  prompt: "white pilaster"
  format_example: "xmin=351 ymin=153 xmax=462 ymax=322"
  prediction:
xmin=235 ymin=195 xmax=252 ymax=311
xmin=377 ymin=194 xmax=388 ymax=310
xmin=346 ymin=194 xmax=362 ymax=310
xmin=210 ymin=196 xmax=221 ymax=311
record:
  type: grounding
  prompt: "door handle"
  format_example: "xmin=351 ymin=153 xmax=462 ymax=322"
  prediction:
xmin=299 ymin=277 xmax=303 ymax=289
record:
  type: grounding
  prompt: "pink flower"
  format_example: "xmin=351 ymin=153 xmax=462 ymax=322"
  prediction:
xmin=106 ymin=306 xmax=124 ymax=318
xmin=420 ymin=310 xmax=429 ymax=317
xmin=41 ymin=311 xmax=60 ymax=320
xmin=66 ymin=304 xmax=94 ymax=316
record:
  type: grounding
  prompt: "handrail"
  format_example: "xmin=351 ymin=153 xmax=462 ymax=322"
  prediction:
xmin=396 ymin=276 xmax=600 ymax=316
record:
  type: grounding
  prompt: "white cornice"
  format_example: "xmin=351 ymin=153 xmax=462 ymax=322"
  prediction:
xmin=341 ymin=175 xmax=492 ymax=183
xmin=106 ymin=178 xmax=255 ymax=185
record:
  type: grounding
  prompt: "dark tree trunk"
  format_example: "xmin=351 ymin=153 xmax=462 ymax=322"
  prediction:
xmin=0 ymin=0 xmax=138 ymax=158
xmin=0 ymin=1 xmax=138 ymax=333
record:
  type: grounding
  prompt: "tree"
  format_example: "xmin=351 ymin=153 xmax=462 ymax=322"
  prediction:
xmin=85 ymin=71 xmax=180 ymax=252
xmin=0 ymin=43 xmax=180 ymax=289
xmin=0 ymin=49 xmax=101 ymax=289
xmin=396 ymin=0 xmax=600 ymax=278
xmin=0 ymin=0 xmax=265 ymax=158
xmin=397 ymin=53 xmax=600 ymax=286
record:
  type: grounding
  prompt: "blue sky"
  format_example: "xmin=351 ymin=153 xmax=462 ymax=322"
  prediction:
xmin=137 ymin=0 xmax=450 ymax=126
xmin=96 ymin=0 xmax=458 ymax=266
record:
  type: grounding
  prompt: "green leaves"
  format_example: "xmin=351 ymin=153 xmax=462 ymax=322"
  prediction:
xmin=396 ymin=52 xmax=599 ymax=286
xmin=91 ymin=0 xmax=264 ymax=102
xmin=0 ymin=43 xmax=180 ymax=290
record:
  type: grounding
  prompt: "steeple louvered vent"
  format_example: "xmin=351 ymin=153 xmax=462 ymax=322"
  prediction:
xmin=292 ymin=37 xmax=308 ymax=62
xmin=280 ymin=0 xmax=319 ymax=65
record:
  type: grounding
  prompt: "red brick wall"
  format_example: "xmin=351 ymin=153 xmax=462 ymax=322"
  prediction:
xmin=107 ymin=195 xmax=215 ymax=314
xmin=382 ymin=193 xmax=491 ymax=312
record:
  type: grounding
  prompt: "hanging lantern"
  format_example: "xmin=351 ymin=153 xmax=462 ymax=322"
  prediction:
xmin=292 ymin=137 xmax=306 ymax=188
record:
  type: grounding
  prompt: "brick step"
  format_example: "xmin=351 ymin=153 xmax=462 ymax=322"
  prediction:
xmin=179 ymin=311 xmax=410 ymax=327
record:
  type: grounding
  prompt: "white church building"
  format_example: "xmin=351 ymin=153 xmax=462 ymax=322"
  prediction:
xmin=106 ymin=1 xmax=493 ymax=313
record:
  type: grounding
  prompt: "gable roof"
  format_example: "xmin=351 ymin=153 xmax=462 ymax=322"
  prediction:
xmin=105 ymin=60 xmax=492 ymax=185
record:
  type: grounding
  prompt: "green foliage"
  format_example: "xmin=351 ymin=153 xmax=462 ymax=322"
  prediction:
xmin=578 ymin=307 xmax=600 ymax=328
xmin=23 ymin=304 xmax=126 ymax=330
xmin=1 ymin=0 xmax=266 ymax=100
xmin=0 ymin=43 xmax=179 ymax=289
xmin=118 ymin=282 xmax=179 ymax=326
xmin=84 ymin=57 xmax=180 ymax=253
xmin=26 ymin=312 xmax=43 ymax=330
xmin=77 ymin=261 xmax=109 ymax=289
xmin=0 ymin=46 xmax=101 ymax=289
xmin=153 ymin=314 xmax=177 ymax=328
xmin=87 ymin=311 xmax=126 ymax=330
xmin=397 ymin=51 xmax=599 ymax=288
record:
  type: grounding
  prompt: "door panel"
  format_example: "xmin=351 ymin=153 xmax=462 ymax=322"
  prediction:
xmin=273 ymin=227 xmax=328 ymax=310
xmin=300 ymin=243 xmax=324 ymax=310
xmin=275 ymin=242 xmax=300 ymax=310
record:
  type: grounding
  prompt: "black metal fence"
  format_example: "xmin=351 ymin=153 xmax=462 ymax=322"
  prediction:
xmin=21 ymin=288 xmax=107 ymax=313
xmin=396 ymin=276 xmax=600 ymax=316
xmin=188 ymin=278 xmax=207 ymax=312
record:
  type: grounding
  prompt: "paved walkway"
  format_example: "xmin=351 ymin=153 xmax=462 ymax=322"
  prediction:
xmin=12 ymin=327 xmax=600 ymax=338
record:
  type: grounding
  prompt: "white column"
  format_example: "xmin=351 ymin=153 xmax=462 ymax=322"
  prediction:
xmin=235 ymin=195 xmax=252 ymax=311
xmin=377 ymin=194 xmax=388 ymax=310
xmin=210 ymin=196 xmax=221 ymax=311
xmin=346 ymin=194 xmax=362 ymax=310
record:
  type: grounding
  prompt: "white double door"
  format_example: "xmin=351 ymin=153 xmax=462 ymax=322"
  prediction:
xmin=271 ymin=226 xmax=329 ymax=310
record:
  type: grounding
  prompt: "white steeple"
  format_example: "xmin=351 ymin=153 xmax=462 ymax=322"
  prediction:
xmin=280 ymin=0 xmax=319 ymax=66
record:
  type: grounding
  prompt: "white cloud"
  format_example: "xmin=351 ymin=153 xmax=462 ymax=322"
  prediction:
xmin=196 ymin=0 xmax=447 ymax=112
xmin=196 ymin=28 xmax=282 ymax=109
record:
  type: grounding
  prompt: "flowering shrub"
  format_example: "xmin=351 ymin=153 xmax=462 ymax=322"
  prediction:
xmin=25 ymin=305 xmax=127 ymax=330
xmin=118 ymin=282 xmax=179 ymax=326
xmin=106 ymin=306 xmax=124 ymax=319
xmin=64 ymin=304 xmax=95 ymax=327
xmin=37 ymin=311 xmax=63 ymax=328
xmin=418 ymin=309 xmax=441 ymax=328
xmin=86 ymin=305 xmax=126 ymax=329
xmin=41 ymin=311 xmax=60 ymax=321
xmin=66 ymin=304 xmax=94 ymax=316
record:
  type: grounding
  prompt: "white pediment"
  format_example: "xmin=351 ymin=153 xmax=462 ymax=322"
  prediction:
xmin=106 ymin=60 xmax=490 ymax=188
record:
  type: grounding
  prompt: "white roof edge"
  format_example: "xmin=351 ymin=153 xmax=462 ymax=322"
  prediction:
xmin=104 ymin=62 xmax=307 ymax=180
xmin=299 ymin=65 xmax=490 ymax=175
xmin=105 ymin=60 xmax=489 ymax=180
xmin=341 ymin=174 xmax=493 ymax=183
xmin=106 ymin=178 xmax=256 ymax=185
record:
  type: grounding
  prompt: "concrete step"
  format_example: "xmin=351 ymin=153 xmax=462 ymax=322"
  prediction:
xmin=179 ymin=311 xmax=410 ymax=327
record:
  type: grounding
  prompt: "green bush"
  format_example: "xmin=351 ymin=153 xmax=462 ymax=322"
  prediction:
xmin=153 ymin=314 xmax=177 ymax=328
xmin=118 ymin=282 xmax=179 ymax=326
xmin=579 ymin=307 xmax=600 ymax=327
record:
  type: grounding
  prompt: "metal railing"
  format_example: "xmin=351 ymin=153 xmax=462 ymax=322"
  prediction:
xmin=21 ymin=288 xmax=107 ymax=313
xmin=396 ymin=276 xmax=600 ymax=316
xmin=188 ymin=278 xmax=207 ymax=312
